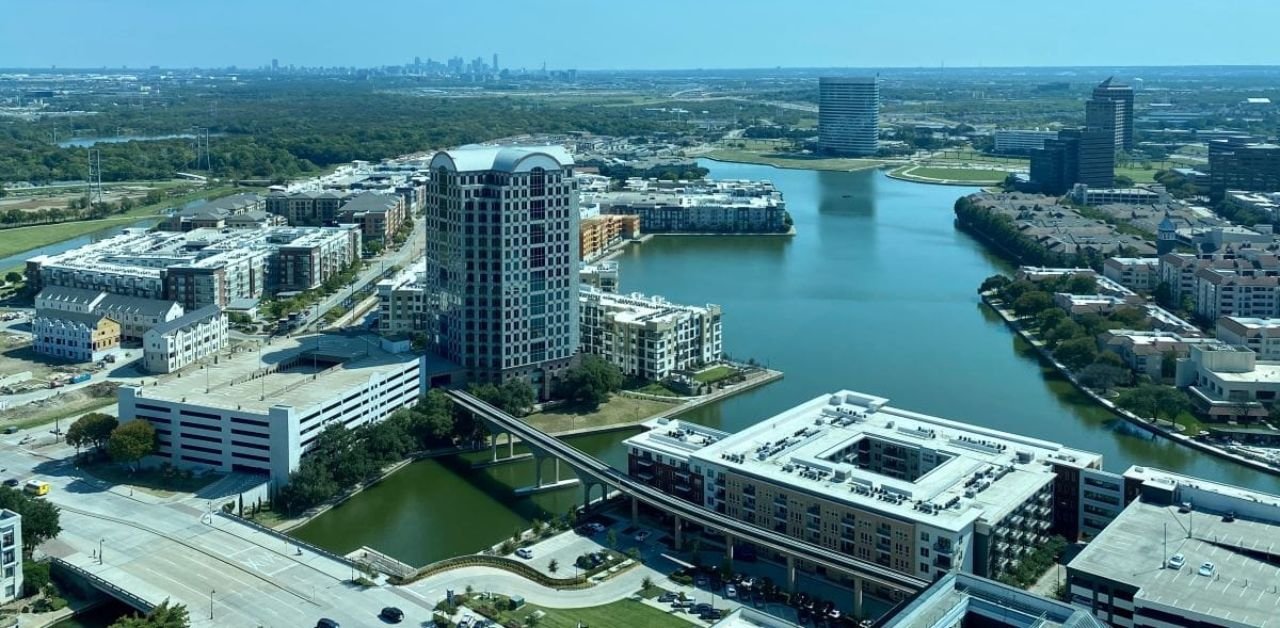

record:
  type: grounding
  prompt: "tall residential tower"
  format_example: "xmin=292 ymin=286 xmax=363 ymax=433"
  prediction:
xmin=818 ymin=76 xmax=880 ymax=156
xmin=423 ymin=146 xmax=580 ymax=396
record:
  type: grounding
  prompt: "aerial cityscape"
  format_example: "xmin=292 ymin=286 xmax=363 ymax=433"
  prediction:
xmin=2 ymin=2 xmax=1280 ymax=627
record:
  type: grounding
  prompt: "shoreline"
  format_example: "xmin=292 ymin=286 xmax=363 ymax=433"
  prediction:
xmin=699 ymin=154 xmax=893 ymax=173
xmin=884 ymin=166 xmax=1003 ymax=187
xmin=981 ymin=292 xmax=1280 ymax=478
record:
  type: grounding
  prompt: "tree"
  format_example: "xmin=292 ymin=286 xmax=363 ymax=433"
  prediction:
xmin=1055 ymin=337 xmax=1099 ymax=371
xmin=1065 ymin=275 xmax=1098 ymax=295
xmin=1153 ymin=282 xmax=1175 ymax=309
xmin=23 ymin=560 xmax=51 ymax=597
xmin=1077 ymin=364 xmax=1128 ymax=391
xmin=1161 ymin=351 xmax=1180 ymax=380
xmin=1114 ymin=174 xmax=1135 ymax=187
xmin=606 ymin=528 xmax=618 ymax=549
xmin=1044 ymin=319 xmax=1085 ymax=349
xmin=3 ymin=271 xmax=20 ymax=284
xmin=1034 ymin=308 xmax=1067 ymax=333
xmin=1117 ymin=385 xmax=1191 ymax=424
xmin=979 ymin=274 xmax=1010 ymax=293
xmin=642 ymin=575 xmax=654 ymax=590
xmin=1012 ymin=291 xmax=1053 ymax=317
xmin=111 ymin=599 xmax=191 ymax=628
xmin=0 ymin=487 xmax=61 ymax=554
xmin=548 ymin=558 xmax=559 ymax=574
xmin=1094 ymin=351 xmax=1127 ymax=369
xmin=470 ymin=380 xmax=536 ymax=417
xmin=66 ymin=412 xmax=119 ymax=454
xmin=556 ymin=355 xmax=623 ymax=409
xmin=107 ymin=421 xmax=157 ymax=470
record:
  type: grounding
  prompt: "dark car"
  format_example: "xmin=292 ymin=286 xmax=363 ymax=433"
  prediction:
xmin=2 ymin=479 xmax=18 ymax=488
xmin=658 ymin=592 xmax=678 ymax=603
xmin=315 ymin=619 xmax=340 ymax=628
xmin=379 ymin=607 xmax=404 ymax=623
xmin=700 ymin=609 xmax=724 ymax=621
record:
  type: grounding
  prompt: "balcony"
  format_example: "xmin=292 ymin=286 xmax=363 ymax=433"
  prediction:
xmin=636 ymin=457 xmax=654 ymax=467
xmin=933 ymin=542 xmax=954 ymax=555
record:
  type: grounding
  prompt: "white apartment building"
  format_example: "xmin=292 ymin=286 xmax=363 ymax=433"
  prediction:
xmin=579 ymin=261 xmax=619 ymax=294
xmin=423 ymin=145 xmax=580 ymax=396
xmin=1194 ymin=266 xmax=1280 ymax=321
xmin=1215 ymin=316 xmax=1280 ymax=360
xmin=142 ymin=306 xmax=230 ymax=374
xmin=1099 ymin=330 xmax=1224 ymax=378
xmin=1175 ymin=344 xmax=1276 ymax=421
xmin=36 ymin=285 xmax=184 ymax=342
xmin=0 ymin=510 xmax=22 ymax=603
xmin=579 ymin=286 xmax=723 ymax=381
xmin=993 ymin=129 xmax=1058 ymax=154
xmin=625 ymin=391 xmax=1107 ymax=590
xmin=119 ymin=333 xmax=423 ymax=482
xmin=1069 ymin=185 xmax=1167 ymax=206
xmin=1101 ymin=257 xmax=1157 ymax=292
xmin=376 ymin=260 xmax=426 ymax=336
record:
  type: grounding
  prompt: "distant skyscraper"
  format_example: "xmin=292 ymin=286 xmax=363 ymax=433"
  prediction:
xmin=423 ymin=146 xmax=580 ymax=397
xmin=818 ymin=76 xmax=880 ymax=157
xmin=271 ymin=58 xmax=279 ymax=73
xmin=1088 ymin=78 xmax=1134 ymax=151
xmin=493 ymin=53 xmax=499 ymax=72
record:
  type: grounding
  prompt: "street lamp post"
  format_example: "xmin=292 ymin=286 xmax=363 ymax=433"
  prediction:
xmin=98 ymin=538 xmax=104 ymax=565
xmin=209 ymin=589 xmax=215 ymax=620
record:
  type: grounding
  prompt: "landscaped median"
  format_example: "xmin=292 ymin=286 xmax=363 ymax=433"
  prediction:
xmin=387 ymin=554 xmax=593 ymax=588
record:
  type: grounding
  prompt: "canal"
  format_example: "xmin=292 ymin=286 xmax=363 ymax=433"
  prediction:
xmin=292 ymin=159 xmax=1280 ymax=567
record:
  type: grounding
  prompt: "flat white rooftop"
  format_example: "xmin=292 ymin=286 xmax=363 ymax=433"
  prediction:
xmin=691 ymin=391 xmax=1101 ymax=532
xmin=132 ymin=332 xmax=419 ymax=414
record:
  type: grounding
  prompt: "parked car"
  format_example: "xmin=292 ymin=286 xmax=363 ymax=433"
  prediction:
xmin=634 ymin=530 xmax=651 ymax=542
xmin=587 ymin=522 xmax=606 ymax=533
xmin=515 ymin=547 xmax=534 ymax=559
xmin=658 ymin=592 xmax=678 ymax=603
xmin=1198 ymin=562 xmax=1216 ymax=577
xmin=379 ymin=606 xmax=404 ymax=623
xmin=1166 ymin=553 xmax=1186 ymax=570
xmin=2 ymin=479 xmax=17 ymax=488
xmin=315 ymin=619 xmax=340 ymax=628
xmin=695 ymin=576 xmax=709 ymax=588
xmin=699 ymin=609 xmax=724 ymax=621
xmin=725 ymin=584 xmax=737 ymax=598
xmin=1223 ymin=511 xmax=1236 ymax=522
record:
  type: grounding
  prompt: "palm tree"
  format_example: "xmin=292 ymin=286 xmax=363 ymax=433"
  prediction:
xmin=548 ymin=559 xmax=559 ymax=575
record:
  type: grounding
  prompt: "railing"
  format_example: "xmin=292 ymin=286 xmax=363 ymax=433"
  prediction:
xmin=388 ymin=554 xmax=592 ymax=589
xmin=215 ymin=511 xmax=365 ymax=573
xmin=50 ymin=557 xmax=153 ymax=613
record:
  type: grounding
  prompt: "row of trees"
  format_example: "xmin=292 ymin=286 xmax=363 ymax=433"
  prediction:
xmin=259 ymin=258 xmax=363 ymax=321
xmin=955 ymin=196 xmax=1108 ymax=270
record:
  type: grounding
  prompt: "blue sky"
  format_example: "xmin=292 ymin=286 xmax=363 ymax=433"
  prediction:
xmin=3 ymin=0 xmax=1277 ymax=70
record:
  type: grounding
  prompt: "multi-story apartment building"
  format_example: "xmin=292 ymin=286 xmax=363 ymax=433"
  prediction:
xmin=422 ymin=145 xmax=580 ymax=395
xmin=625 ymin=391 xmax=1107 ymax=595
xmin=993 ymin=129 xmax=1058 ymax=155
xmin=1193 ymin=266 xmax=1280 ymax=320
xmin=595 ymin=179 xmax=787 ymax=234
xmin=119 ymin=333 xmax=423 ymax=482
xmin=35 ymin=286 xmax=184 ymax=342
xmin=27 ymin=226 xmax=361 ymax=311
xmin=626 ymin=419 xmax=726 ymax=505
xmin=376 ymin=260 xmax=427 ymax=336
xmin=33 ymin=309 xmax=121 ymax=362
xmin=0 ymin=510 xmax=22 ymax=603
xmin=336 ymin=192 xmax=407 ymax=243
xmin=884 ymin=572 xmax=1105 ymax=628
xmin=142 ymin=305 xmax=229 ymax=374
xmin=1215 ymin=316 xmax=1280 ymax=360
xmin=579 ymin=262 xmax=619 ymax=294
xmin=1099 ymin=330 xmax=1222 ymax=379
xmin=1087 ymin=78 xmax=1134 ymax=151
xmin=264 ymin=191 xmax=350 ymax=226
xmin=818 ymin=77 xmax=880 ymax=156
xmin=579 ymin=286 xmax=722 ymax=381
xmin=579 ymin=214 xmax=639 ymax=261
xmin=1159 ymin=251 xmax=1280 ymax=306
xmin=1208 ymin=137 xmax=1280 ymax=201
xmin=1068 ymin=466 xmax=1280 ymax=628
xmin=162 ymin=193 xmax=266 ymax=231
xmin=1175 ymin=344 xmax=1277 ymax=420
xmin=1102 ymin=257 xmax=1158 ymax=292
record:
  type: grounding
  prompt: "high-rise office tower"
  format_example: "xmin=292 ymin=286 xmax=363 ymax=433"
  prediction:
xmin=1089 ymin=77 xmax=1134 ymax=151
xmin=1074 ymin=127 xmax=1116 ymax=189
xmin=818 ymin=76 xmax=880 ymax=156
xmin=492 ymin=53 xmax=499 ymax=72
xmin=424 ymin=145 xmax=580 ymax=397
xmin=271 ymin=58 xmax=279 ymax=73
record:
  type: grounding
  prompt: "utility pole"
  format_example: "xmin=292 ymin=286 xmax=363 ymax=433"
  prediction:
xmin=87 ymin=148 xmax=103 ymax=206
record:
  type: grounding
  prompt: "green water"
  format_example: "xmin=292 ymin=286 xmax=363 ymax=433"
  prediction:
xmin=293 ymin=160 xmax=1280 ymax=567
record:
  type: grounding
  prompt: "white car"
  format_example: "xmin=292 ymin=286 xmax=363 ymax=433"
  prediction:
xmin=1166 ymin=553 xmax=1186 ymax=570
xmin=634 ymin=530 xmax=652 ymax=542
xmin=1198 ymin=561 xmax=1215 ymax=576
xmin=515 ymin=547 xmax=534 ymax=559
xmin=725 ymin=584 xmax=737 ymax=598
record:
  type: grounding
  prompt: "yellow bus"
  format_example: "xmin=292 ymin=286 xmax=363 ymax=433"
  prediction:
xmin=23 ymin=480 xmax=49 ymax=497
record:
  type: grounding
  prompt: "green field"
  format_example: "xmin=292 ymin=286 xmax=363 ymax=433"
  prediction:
xmin=890 ymin=165 xmax=1009 ymax=184
xmin=1115 ymin=166 xmax=1158 ymax=184
xmin=498 ymin=600 xmax=694 ymax=628
xmin=0 ymin=185 xmax=244 ymax=261
xmin=693 ymin=365 xmax=738 ymax=384
xmin=526 ymin=394 xmax=678 ymax=433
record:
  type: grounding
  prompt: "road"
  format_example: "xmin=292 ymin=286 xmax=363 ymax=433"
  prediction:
xmin=298 ymin=218 xmax=423 ymax=334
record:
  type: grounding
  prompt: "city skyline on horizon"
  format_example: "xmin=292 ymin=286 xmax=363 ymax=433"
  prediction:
xmin=4 ymin=0 xmax=1279 ymax=71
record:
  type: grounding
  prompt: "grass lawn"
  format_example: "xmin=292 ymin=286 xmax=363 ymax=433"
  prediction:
xmin=897 ymin=166 xmax=1009 ymax=183
xmin=629 ymin=382 xmax=683 ymax=397
xmin=0 ymin=185 xmax=243 ymax=260
xmin=0 ymin=392 xmax=117 ymax=432
xmin=526 ymin=394 xmax=678 ymax=433
xmin=693 ymin=365 xmax=737 ymax=384
xmin=705 ymin=147 xmax=889 ymax=172
xmin=1116 ymin=166 xmax=1158 ymax=184
xmin=499 ymin=600 xmax=694 ymax=628
xmin=83 ymin=461 xmax=222 ymax=496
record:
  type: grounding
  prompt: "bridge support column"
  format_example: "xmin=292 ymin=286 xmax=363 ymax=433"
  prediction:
xmin=534 ymin=456 xmax=543 ymax=488
xmin=725 ymin=533 xmax=734 ymax=562
xmin=491 ymin=433 xmax=499 ymax=462
xmin=554 ymin=459 xmax=560 ymax=483
xmin=673 ymin=515 xmax=683 ymax=549
xmin=630 ymin=496 xmax=638 ymax=524
xmin=786 ymin=555 xmax=797 ymax=593
xmin=853 ymin=577 xmax=864 ymax=619
xmin=508 ymin=432 xmax=515 ymax=458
